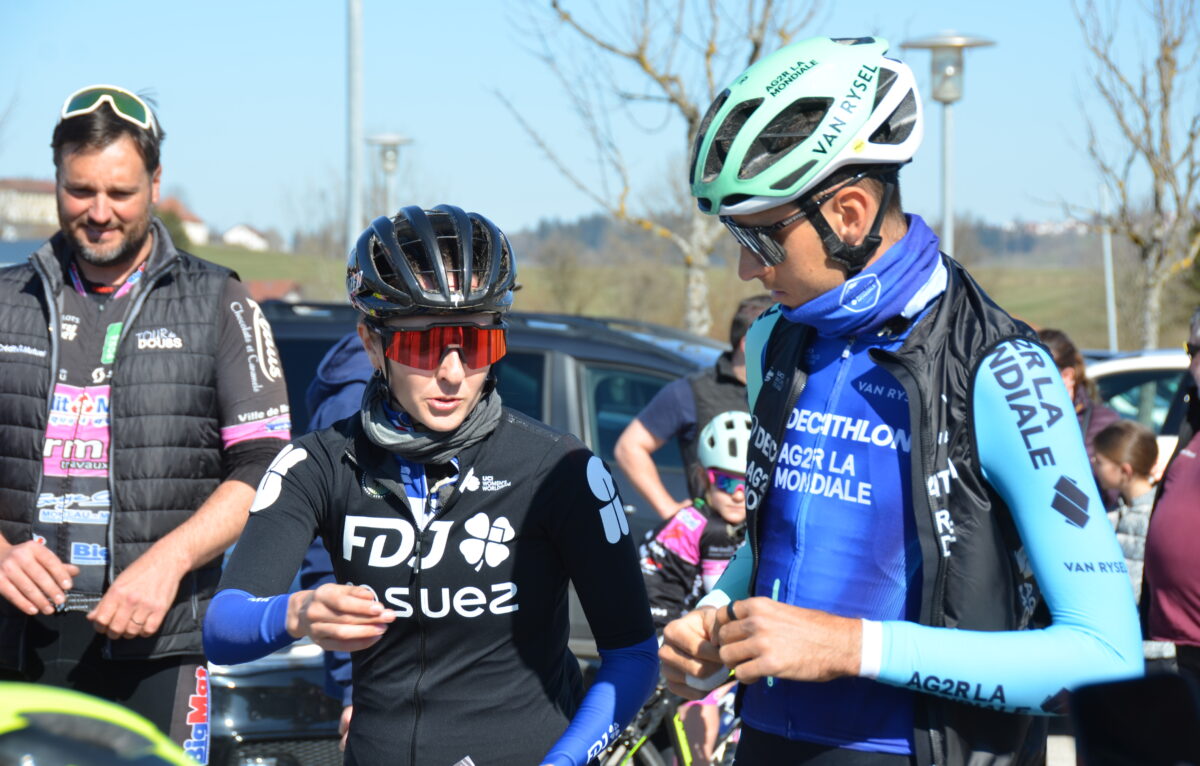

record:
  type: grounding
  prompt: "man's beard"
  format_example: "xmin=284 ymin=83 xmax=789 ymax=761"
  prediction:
xmin=68 ymin=213 xmax=154 ymax=270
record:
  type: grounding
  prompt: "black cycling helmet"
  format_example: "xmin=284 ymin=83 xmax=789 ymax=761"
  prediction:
xmin=347 ymin=204 xmax=516 ymax=322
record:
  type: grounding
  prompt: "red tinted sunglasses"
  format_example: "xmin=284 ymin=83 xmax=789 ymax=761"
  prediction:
xmin=378 ymin=323 xmax=507 ymax=370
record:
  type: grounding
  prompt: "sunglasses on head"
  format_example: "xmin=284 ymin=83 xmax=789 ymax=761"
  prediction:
xmin=707 ymin=468 xmax=746 ymax=496
xmin=376 ymin=321 xmax=507 ymax=371
xmin=60 ymin=85 xmax=158 ymax=136
xmin=719 ymin=170 xmax=875 ymax=267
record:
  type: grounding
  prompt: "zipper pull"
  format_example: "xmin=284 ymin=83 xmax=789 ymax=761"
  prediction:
xmin=842 ymin=337 xmax=855 ymax=360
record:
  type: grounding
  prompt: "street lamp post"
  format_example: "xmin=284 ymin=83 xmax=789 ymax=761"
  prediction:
xmin=366 ymin=133 xmax=412 ymax=217
xmin=901 ymin=33 xmax=994 ymax=257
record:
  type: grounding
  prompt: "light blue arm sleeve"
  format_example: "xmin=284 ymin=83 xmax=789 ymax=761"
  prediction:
xmin=874 ymin=339 xmax=1142 ymax=714
xmin=702 ymin=541 xmax=755 ymax=604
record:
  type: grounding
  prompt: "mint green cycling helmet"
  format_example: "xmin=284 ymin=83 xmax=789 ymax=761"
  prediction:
xmin=691 ymin=36 xmax=923 ymax=217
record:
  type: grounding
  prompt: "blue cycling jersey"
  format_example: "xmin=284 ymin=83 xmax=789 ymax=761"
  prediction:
xmin=711 ymin=215 xmax=1141 ymax=753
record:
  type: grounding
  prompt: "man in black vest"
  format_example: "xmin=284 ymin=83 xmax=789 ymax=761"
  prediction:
xmin=615 ymin=294 xmax=772 ymax=519
xmin=0 ymin=85 xmax=290 ymax=760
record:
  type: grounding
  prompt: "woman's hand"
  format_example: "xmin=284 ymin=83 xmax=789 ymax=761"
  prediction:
xmin=286 ymin=583 xmax=395 ymax=652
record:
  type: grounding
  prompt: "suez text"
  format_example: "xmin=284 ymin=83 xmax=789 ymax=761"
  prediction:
xmin=343 ymin=516 xmax=518 ymax=619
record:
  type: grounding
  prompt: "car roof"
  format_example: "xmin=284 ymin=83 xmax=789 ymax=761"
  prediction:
xmin=258 ymin=301 xmax=717 ymax=372
xmin=1085 ymin=349 xmax=1189 ymax=377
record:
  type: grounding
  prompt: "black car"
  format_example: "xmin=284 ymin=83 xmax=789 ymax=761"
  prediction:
xmin=206 ymin=301 xmax=722 ymax=766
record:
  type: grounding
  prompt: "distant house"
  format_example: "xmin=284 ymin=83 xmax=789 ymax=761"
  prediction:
xmin=222 ymin=224 xmax=270 ymax=252
xmin=157 ymin=197 xmax=209 ymax=245
xmin=246 ymin=279 xmax=303 ymax=303
xmin=0 ymin=179 xmax=57 ymax=235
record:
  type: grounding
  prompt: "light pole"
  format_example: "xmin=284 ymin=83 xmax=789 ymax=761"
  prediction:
xmin=366 ymin=133 xmax=412 ymax=216
xmin=901 ymin=33 xmax=993 ymax=257
xmin=346 ymin=0 xmax=363 ymax=254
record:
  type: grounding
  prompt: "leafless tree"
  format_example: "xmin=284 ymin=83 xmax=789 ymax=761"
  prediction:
xmin=1072 ymin=0 xmax=1200 ymax=348
xmin=507 ymin=0 xmax=821 ymax=334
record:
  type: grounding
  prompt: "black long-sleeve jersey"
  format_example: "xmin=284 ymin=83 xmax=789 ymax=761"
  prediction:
xmin=216 ymin=410 xmax=654 ymax=765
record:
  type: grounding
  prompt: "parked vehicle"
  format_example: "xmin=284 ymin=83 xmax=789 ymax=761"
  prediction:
xmin=1087 ymin=349 xmax=1190 ymax=472
xmin=206 ymin=301 xmax=723 ymax=766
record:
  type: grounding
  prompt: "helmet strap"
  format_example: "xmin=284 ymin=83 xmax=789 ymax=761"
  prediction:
xmin=802 ymin=180 xmax=896 ymax=277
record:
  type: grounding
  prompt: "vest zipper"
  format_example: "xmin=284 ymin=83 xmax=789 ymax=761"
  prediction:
xmin=28 ymin=261 xmax=61 ymax=549
xmin=786 ymin=337 xmax=857 ymax=575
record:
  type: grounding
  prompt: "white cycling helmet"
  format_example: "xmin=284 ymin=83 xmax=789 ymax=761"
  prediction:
xmin=697 ymin=411 xmax=754 ymax=475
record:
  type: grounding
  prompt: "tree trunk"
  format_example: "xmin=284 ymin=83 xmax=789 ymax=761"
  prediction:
xmin=1140 ymin=257 xmax=1164 ymax=350
xmin=683 ymin=258 xmax=711 ymax=336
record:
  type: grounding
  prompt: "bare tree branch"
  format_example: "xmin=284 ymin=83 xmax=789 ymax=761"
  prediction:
xmin=508 ymin=0 xmax=820 ymax=332
xmin=1070 ymin=0 xmax=1200 ymax=347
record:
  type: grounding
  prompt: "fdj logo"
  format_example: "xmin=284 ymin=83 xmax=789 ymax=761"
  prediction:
xmin=586 ymin=457 xmax=627 ymax=543
xmin=459 ymin=513 xmax=515 ymax=571
xmin=343 ymin=516 xmax=454 ymax=569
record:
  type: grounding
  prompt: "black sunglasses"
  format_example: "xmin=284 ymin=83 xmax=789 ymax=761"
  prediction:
xmin=719 ymin=170 xmax=878 ymax=267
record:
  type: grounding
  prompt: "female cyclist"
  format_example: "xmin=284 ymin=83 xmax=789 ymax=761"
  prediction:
xmin=203 ymin=205 xmax=658 ymax=766
xmin=639 ymin=411 xmax=751 ymax=766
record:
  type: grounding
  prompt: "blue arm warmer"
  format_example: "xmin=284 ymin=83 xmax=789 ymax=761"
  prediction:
xmin=203 ymin=588 xmax=295 ymax=665
xmin=539 ymin=635 xmax=659 ymax=766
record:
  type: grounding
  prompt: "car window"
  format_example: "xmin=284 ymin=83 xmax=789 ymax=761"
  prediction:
xmin=581 ymin=363 xmax=683 ymax=468
xmin=1095 ymin=369 xmax=1187 ymax=434
xmin=493 ymin=351 xmax=545 ymax=422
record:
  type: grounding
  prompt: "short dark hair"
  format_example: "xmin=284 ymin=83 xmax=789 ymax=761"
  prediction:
xmin=52 ymin=98 xmax=165 ymax=174
xmin=1094 ymin=419 xmax=1158 ymax=479
xmin=729 ymin=294 xmax=774 ymax=348
xmin=817 ymin=163 xmax=904 ymax=219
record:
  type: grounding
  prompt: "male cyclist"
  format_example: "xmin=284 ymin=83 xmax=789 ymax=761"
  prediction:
xmin=658 ymin=37 xmax=1142 ymax=765
xmin=204 ymin=206 xmax=658 ymax=766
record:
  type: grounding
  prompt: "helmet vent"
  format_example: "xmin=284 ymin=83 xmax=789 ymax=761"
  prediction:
xmin=703 ymin=98 xmax=763 ymax=182
xmin=691 ymin=89 xmax=730 ymax=185
xmin=869 ymin=89 xmax=918 ymax=146
xmin=770 ymin=159 xmax=817 ymax=191
xmin=738 ymin=97 xmax=831 ymax=180
xmin=872 ymin=67 xmax=898 ymax=110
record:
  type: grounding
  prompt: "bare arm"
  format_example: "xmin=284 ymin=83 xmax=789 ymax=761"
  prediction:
xmin=88 ymin=478 xmax=257 ymax=639
xmin=613 ymin=419 xmax=688 ymax=519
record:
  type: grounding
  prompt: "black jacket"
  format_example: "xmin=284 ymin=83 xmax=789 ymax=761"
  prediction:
xmin=217 ymin=409 xmax=655 ymax=766
xmin=743 ymin=256 xmax=1046 ymax=766
xmin=0 ymin=222 xmax=266 ymax=661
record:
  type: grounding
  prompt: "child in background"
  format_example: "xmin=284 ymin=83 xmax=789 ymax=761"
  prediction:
xmin=640 ymin=411 xmax=751 ymax=765
xmin=1092 ymin=419 xmax=1176 ymax=671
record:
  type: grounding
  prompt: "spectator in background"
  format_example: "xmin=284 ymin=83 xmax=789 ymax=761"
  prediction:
xmin=615 ymin=294 xmax=773 ymax=519
xmin=1092 ymin=419 xmax=1176 ymax=672
xmin=1039 ymin=327 xmax=1122 ymax=508
xmin=1143 ymin=308 xmax=1200 ymax=688
xmin=0 ymin=85 xmax=290 ymax=757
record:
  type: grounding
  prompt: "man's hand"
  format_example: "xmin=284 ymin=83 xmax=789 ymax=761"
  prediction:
xmin=714 ymin=598 xmax=862 ymax=685
xmin=0 ymin=540 xmax=79 ymax=615
xmin=659 ymin=606 xmax=726 ymax=699
xmin=287 ymin=583 xmax=394 ymax=653
xmin=88 ymin=545 xmax=186 ymax=639
xmin=338 ymin=705 xmax=353 ymax=752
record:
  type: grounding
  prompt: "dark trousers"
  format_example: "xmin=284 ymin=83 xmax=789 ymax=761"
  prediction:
xmin=0 ymin=611 xmax=208 ymax=759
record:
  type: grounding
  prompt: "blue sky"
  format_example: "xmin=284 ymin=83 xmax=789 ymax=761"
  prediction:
xmin=0 ymin=1 xmax=1157 ymax=240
